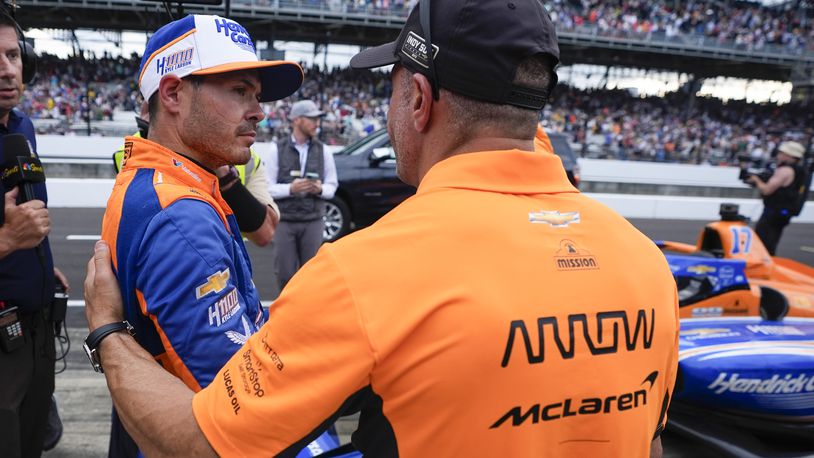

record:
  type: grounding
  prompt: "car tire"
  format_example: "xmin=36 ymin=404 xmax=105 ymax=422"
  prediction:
xmin=323 ymin=197 xmax=351 ymax=242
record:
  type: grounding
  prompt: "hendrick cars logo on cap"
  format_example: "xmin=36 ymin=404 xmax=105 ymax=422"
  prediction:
xmin=138 ymin=14 xmax=304 ymax=103
xmin=212 ymin=16 xmax=255 ymax=53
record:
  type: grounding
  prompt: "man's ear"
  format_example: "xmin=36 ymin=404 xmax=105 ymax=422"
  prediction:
xmin=157 ymin=75 xmax=184 ymax=116
xmin=411 ymin=72 xmax=434 ymax=133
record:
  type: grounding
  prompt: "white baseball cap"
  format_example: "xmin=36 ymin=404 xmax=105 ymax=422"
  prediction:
xmin=778 ymin=141 xmax=805 ymax=159
xmin=138 ymin=14 xmax=303 ymax=103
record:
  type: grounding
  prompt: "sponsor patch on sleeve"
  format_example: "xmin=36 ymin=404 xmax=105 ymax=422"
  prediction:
xmin=225 ymin=316 xmax=251 ymax=345
xmin=208 ymin=287 xmax=240 ymax=327
xmin=196 ymin=268 xmax=230 ymax=299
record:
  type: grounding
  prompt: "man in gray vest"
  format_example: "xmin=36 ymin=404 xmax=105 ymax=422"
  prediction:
xmin=268 ymin=100 xmax=338 ymax=289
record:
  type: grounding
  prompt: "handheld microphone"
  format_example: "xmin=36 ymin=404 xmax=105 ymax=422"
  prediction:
xmin=1 ymin=133 xmax=47 ymax=266
xmin=1 ymin=133 xmax=45 ymax=203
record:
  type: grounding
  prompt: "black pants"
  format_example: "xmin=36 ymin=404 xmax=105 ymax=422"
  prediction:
xmin=0 ymin=312 xmax=55 ymax=458
xmin=755 ymin=209 xmax=792 ymax=256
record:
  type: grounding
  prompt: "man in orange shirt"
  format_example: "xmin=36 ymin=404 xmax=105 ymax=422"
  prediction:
xmin=83 ymin=1 xmax=679 ymax=457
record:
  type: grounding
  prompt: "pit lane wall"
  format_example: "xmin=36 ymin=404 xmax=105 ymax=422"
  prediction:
xmin=37 ymin=136 xmax=814 ymax=223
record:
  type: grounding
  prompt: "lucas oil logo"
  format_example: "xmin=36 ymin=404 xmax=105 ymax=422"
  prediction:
xmin=156 ymin=47 xmax=194 ymax=76
xmin=214 ymin=18 xmax=255 ymax=53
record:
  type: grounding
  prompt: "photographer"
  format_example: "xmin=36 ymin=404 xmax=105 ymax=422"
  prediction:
xmin=267 ymin=99 xmax=338 ymax=289
xmin=747 ymin=141 xmax=808 ymax=255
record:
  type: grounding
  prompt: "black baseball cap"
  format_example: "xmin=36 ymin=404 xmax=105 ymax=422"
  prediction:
xmin=350 ymin=0 xmax=560 ymax=110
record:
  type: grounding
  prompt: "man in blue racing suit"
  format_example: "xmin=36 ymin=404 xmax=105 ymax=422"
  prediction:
xmin=99 ymin=14 xmax=348 ymax=458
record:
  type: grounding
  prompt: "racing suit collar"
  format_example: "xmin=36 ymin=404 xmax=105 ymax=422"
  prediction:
xmin=120 ymin=136 xmax=220 ymax=197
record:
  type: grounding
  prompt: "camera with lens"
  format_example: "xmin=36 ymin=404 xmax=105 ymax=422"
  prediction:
xmin=738 ymin=161 xmax=775 ymax=186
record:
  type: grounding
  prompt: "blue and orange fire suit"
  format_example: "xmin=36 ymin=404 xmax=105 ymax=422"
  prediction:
xmin=102 ymin=136 xmax=265 ymax=386
xmin=101 ymin=136 xmax=266 ymax=455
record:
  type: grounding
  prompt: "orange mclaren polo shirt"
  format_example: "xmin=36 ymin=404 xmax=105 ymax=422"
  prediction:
xmin=193 ymin=146 xmax=680 ymax=457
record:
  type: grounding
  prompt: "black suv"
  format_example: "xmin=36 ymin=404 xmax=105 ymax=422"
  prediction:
xmin=323 ymin=128 xmax=580 ymax=241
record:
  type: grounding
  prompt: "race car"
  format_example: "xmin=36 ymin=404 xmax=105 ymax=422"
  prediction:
xmin=656 ymin=203 xmax=814 ymax=320
xmin=668 ymin=316 xmax=814 ymax=456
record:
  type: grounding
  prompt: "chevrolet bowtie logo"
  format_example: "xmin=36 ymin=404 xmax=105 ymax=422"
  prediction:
xmin=529 ymin=211 xmax=581 ymax=227
xmin=196 ymin=269 xmax=230 ymax=299
xmin=687 ymin=265 xmax=716 ymax=275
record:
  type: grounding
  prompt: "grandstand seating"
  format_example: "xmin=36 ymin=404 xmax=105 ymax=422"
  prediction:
xmin=16 ymin=0 xmax=814 ymax=165
xmin=22 ymin=52 xmax=812 ymax=166
xmin=16 ymin=0 xmax=814 ymax=56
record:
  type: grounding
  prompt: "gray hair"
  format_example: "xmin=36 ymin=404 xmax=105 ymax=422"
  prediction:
xmin=444 ymin=55 xmax=556 ymax=140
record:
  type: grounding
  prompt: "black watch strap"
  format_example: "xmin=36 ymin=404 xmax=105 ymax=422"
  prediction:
xmin=83 ymin=321 xmax=135 ymax=373
xmin=86 ymin=321 xmax=133 ymax=348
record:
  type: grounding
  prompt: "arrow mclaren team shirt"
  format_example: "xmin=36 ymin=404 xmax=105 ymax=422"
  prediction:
xmin=193 ymin=143 xmax=680 ymax=457
xmin=102 ymin=136 xmax=265 ymax=390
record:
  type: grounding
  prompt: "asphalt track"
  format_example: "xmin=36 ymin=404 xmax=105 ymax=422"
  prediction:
xmin=43 ymin=208 xmax=814 ymax=457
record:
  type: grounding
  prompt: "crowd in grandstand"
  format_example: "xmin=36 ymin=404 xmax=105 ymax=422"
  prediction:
xmin=235 ymin=0 xmax=418 ymax=15
xmin=20 ymin=52 xmax=390 ymax=143
xmin=548 ymin=0 xmax=814 ymax=52
xmin=20 ymin=52 xmax=812 ymax=165
xmin=232 ymin=0 xmax=814 ymax=52
xmin=263 ymin=65 xmax=392 ymax=145
xmin=20 ymin=53 xmax=141 ymax=134
xmin=544 ymin=86 xmax=813 ymax=165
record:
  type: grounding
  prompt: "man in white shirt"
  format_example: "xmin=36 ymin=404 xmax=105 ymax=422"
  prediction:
xmin=266 ymin=100 xmax=338 ymax=288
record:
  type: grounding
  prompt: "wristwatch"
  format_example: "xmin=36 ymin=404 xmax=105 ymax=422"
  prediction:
xmin=83 ymin=321 xmax=135 ymax=373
